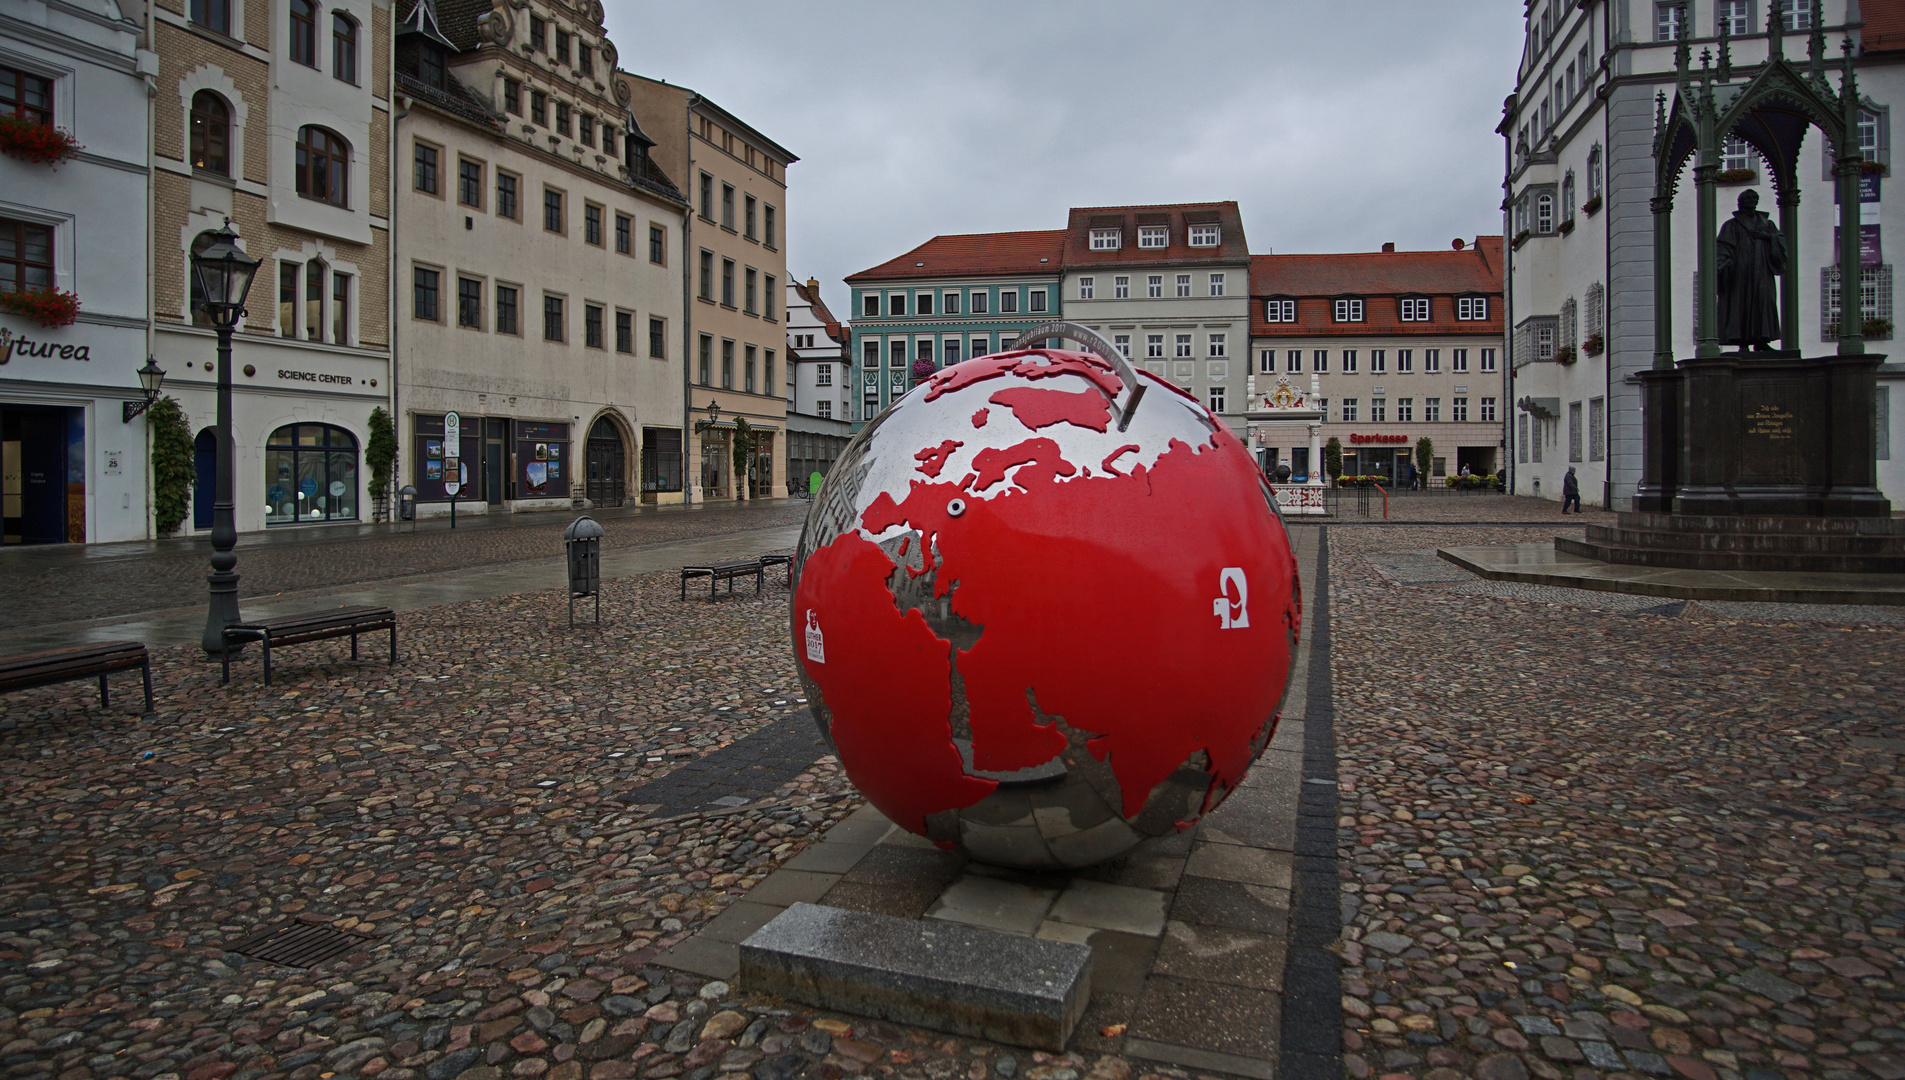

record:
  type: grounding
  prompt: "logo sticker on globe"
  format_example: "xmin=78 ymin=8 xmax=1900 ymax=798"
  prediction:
xmin=804 ymin=610 xmax=825 ymax=663
xmin=1213 ymin=567 xmax=1249 ymax=629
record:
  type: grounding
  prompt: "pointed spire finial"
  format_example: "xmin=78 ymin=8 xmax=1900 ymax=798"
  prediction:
xmin=1768 ymin=0 xmax=1784 ymax=59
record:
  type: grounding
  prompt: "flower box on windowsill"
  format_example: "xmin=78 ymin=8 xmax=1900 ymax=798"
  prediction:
xmin=1557 ymin=218 xmax=1576 ymax=235
xmin=1865 ymin=318 xmax=1894 ymax=340
xmin=1512 ymin=229 xmax=1532 ymax=249
xmin=0 ymin=287 xmax=81 ymax=328
xmin=1862 ymin=160 xmax=1889 ymax=176
xmin=0 ymin=115 xmax=83 ymax=166
xmin=1717 ymin=168 xmax=1758 ymax=185
xmin=1582 ymin=195 xmax=1603 ymax=216
xmin=1553 ymin=345 xmax=1577 ymax=364
xmin=1582 ymin=333 xmax=1605 ymax=357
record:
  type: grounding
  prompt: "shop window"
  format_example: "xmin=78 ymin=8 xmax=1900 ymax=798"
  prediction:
xmin=265 ymin=423 xmax=358 ymax=524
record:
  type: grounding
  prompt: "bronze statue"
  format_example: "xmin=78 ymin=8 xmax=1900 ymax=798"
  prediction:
xmin=1716 ymin=189 xmax=1787 ymax=350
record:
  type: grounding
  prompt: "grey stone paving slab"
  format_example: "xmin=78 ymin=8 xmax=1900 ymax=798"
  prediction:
xmin=738 ymin=903 xmax=1093 ymax=1051
xmin=1439 ymin=541 xmax=1905 ymax=605
xmin=1122 ymin=1038 xmax=1276 ymax=1080
xmin=926 ymin=875 xmax=1059 ymax=936
xmin=1169 ymin=876 xmax=1293 ymax=934
xmin=745 ymin=868 xmax=841 ymax=907
xmin=698 ymin=900 xmax=786 ymax=944
xmin=816 ymin=879 xmax=940 ymax=919
xmin=1129 ymin=974 xmax=1282 ymax=1061
xmin=1153 ymin=920 xmax=1288 ymax=991
xmin=1076 ymin=850 xmax=1188 ymax=892
xmin=783 ymin=840 xmax=878 ymax=874
xmin=1184 ymin=840 xmax=1294 ymax=889
xmin=654 ymin=934 xmax=739 ymax=981
xmin=1045 ymin=880 xmax=1168 ymax=937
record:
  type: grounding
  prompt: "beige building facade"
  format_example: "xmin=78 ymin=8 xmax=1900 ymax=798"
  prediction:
xmin=148 ymin=0 xmax=394 ymax=533
xmin=392 ymin=0 xmax=687 ymax=514
xmin=623 ymin=74 xmax=794 ymax=500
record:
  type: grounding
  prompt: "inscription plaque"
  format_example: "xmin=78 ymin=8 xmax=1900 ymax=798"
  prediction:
xmin=1737 ymin=381 xmax=1809 ymax=483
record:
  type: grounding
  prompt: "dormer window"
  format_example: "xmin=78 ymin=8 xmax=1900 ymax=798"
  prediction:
xmin=1399 ymin=297 xmax=1430 ymax=321
xmin=1458 ymin=296 xmax=1489 ymax=320
xmin=1264 ymin=298 xmax=1295 ymax=322
xmin=1333 ymin=298 xmax=1365 ymax=323
xmin=1137 ymin=225 xmax=1168 ymax=249
xmin=1188 ymin=224 xmax=1220 ymax=247
xmin=1089 ymin=228 xmax=1120 ymax=250
xmin=416 ymin=42 xmax=445 ymax=90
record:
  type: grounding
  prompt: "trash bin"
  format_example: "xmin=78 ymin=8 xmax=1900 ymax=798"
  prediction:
xmin=563 ymin=514 xmax=604 ymax=626
xmin=399 ymin=485 xmax=417 ymax=522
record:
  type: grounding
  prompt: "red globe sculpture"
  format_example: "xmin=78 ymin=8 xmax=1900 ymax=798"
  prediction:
xmin=792 ymin=326 xmax=1301 ymax=869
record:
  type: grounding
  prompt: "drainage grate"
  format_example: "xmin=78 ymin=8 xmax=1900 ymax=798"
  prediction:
xmin=224 ymin=921 xmax=369 ymax=968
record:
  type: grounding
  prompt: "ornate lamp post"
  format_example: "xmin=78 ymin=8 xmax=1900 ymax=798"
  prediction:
xmin=190 ymin=220 xmax=261 ymax=654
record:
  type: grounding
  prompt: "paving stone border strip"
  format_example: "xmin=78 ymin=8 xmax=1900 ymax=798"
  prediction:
xmin=1280 ymin=525 xmax=1343 ymax=1080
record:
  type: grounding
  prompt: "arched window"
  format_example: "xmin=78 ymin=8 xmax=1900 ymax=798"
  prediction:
xmin=290 ymin=0 xmax=317 ymax=66
xmin=332 ymin=13 xmax=358 ymax=84
xmin=265 ymin=423 xmax=358 ymax=524
xmin=189 ymin=91 xmax=230 ymax=175
xmin=296 ymin=126 xmax=349 ymax=207
xmin=1536 ymin=191 xmax=1555 ymax=234
xmin=189 ymin=230 xmax=218 ymax=326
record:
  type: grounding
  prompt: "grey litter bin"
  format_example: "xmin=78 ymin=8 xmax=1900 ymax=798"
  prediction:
xmin=399 ymin=485 xmax=417 ymax=523
xmin=564 ymin=514 xmax=604 ymax=626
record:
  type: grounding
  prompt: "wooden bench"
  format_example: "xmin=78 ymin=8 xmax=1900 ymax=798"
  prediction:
xmin=680 ymin=561 xmax=764 ymax=600
xmin=0 ymin=641 xmax=154 ymax=713
xmin=758 ymin=554 xmax=792 ymax=587
xmin=221 ymin=606 xmax=397 ymax=686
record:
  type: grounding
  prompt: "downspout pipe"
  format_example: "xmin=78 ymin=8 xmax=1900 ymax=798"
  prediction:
xmin=682 ymin=92 xmax=698 ymax=508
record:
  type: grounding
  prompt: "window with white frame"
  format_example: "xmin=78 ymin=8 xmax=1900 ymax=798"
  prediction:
xmin=1536 ymin=322 xmax=1556 ymax=360
xmin=1717 ymin=0 xmax=1749 ymax=37
xmin=943 ymin=291 xmax=960 ymax=314
xmin=1821 ymin=265 xmax=1894 ymax=339
xmin=1781 ymin=0 xmax=1813 ymax=31
xmin=1481 ymin=397 xmax=1497 ymax=422
xmin=1587 ymin=143 xmax=1603 ymax=201
xmin=1453 ymin=397 xmax=1469 ymax=422
xmin=1208 ymin=273 xmax=1225 ymax=297
xmin=1207 ymin=333 xmax=1226 ymax=357
xmin=944 ymin=339 xmax=961 ymax=363
xmin=1028 ymin=289 xmax=1046 ymax=313
xmin=1589 ymin=396 xmax=1606 ymax=461
xmin=971 ymin=336 xmax=988 ymax=357
xmin=1341 ymin=399 xmax=1358 ymax=422
xmin=1176 ymin=274 xmax=1191 ymax=298
xmin=1174 ymin=333 xmax=1192 ymax=358
xmin=1585 ymin=282 xmax=1606 ymax=344
xmin=970 ymin=290 xmax=989 ymax=314
xmin=816 ymin=400 xmax=831 ymax=420
xmin=1397 ymin=349 xmax=1413 ymax=372
xmin=1138 ymin=225 xmax=1168 ymax=248
xmin=1258 ymin=349 xmax=1273 ymax=373
xmin=1146 ymin=334 xmax=1164 ymax=358
xmin=1286 ymin=350 xmax=1301 ymax=372
xmin=1519 ymin=414 xmax=1531 ymax=462
xmin=1425 ymin=349 xmax=1440 ymax=373
xmin=1147 ymin=275 xmax=1163 ymax=298
xmin=1343 ymin=350 xmax=1357 ymax=372
xmin=1089 ymin=228 xmax=1121 ymax=250
xmin=1453 ymin=348 xmax=1469 ymax=371
xmin=1481 ymin=348 xmax=1498 ymax=372
xmin=1114 ymin=334 xmax=1130 ymax=357
xmin=1189 ymin=224 xmax=1220 ymax=247
xmin=1208 ymin=386 xmax=1226 ymax=413
xmin=1400 ymin=297 xmax=1429 ymax=321
xmin=1537 ymin=191 xmax=1555 ymax=233
xmin=1264 ymin=298 xmax=1295 ymax=322
xmin=1371 ymin=398 xmax=1387 ymax=423
xmin=1312 ymin=349 xmax=1328 ymax=372
xmin=1569 ymin=401 xmax=1584 ymax=462
xmin=1370 ymin=349 xmax=1386 ymax=372
xmin=1723 ymin=133 xmax=1753 ymax=172
xmin=814 ymin=363 xmax=833 ymax=387
xmin=1114 ymin=275 xmax=1129 ymax=299
xmin=1078 ymin=277 xmax=1094 ymax=300
xmin=1425 ymin=398 xmax=1441 ymax=422
xmin=1655 ymin=1 xmax=1682 ymax=40
xmin=1562 ymin=171 xmax=1575 ymax=221
xmin=1458 ymin=296 xmax=1489 ymax=321
xmin=1560 ymin=296 xmax=1578 ymax=356
xmin=1334 ymin=298 xmax=1365 ymax=322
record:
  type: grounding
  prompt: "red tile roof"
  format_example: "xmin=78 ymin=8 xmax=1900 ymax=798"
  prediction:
xmin=1864 ymin=0 xmax=1905 ymax=53
xmin=846 ymin=230 xmax=1066 ymax=283
xmin=1061 ymin=202 xmax=1249 ymax=267
xmin=1250 ymin=239 xmax=1503 ymax=337
xmin=791 ymin=279 xmax=842 ymax=328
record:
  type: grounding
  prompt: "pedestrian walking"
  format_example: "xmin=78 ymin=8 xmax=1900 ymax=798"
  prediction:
xmin=1562 ymin=466 xmax=1582 ymax=514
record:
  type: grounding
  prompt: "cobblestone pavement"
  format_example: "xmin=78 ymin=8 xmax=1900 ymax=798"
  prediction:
xmin=1320 ymin=493 xmax=1616 ymax=526
xmin=0 ymin=501 xmax=809 ymax=629
xmin=1330 ymin=525 xmax=1905 ymax=1080
xmin=0 ymin=565 xmax=1179 ymax=1080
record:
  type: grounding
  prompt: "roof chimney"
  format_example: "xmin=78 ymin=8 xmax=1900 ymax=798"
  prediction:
xmin=807 ymin=278 xmax=819 ymax=291
xmin=1452 ymin=238 xmax=1466 ymax=250
xmin=1381 ymin=242 xmax=1395 ymax=253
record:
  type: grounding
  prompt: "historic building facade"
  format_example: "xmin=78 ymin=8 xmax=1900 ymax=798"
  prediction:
xmin=391 ymin=0 xmax=686 ymax=516
xmin=623 ymin=74 xmax=794 ymax=500
xmin=146 ymin=0 xmax=392 ymax=533
xmin=1058 ymin=203 xmax=1253 ymax=432
xmin=1503 ymin=0 xmax=1905 ymax=507
xmin=783 ymin=278 xmax=851 ymax=494
xmin=844 ymin=230 xmax=1065 ymax=428
xmin=1 ymin=0 xmax=152 ymax=543
xmin=1250 ymin=239 xmax=1506 ymax=481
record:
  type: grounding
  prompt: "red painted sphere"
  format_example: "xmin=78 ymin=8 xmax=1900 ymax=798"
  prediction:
xmin=792 ymin=349 xmax=1301 ymax=868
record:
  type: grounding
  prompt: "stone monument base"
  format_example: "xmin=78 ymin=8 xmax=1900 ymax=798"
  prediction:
xmin=1557 ymin=511 xmax=1905 ymax=572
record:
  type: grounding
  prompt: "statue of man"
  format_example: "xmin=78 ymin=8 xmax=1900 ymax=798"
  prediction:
xmin=1716 ymin=188 xmax=1787 ymax=350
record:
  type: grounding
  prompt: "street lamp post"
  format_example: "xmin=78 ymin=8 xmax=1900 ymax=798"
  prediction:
xmin=694 ymin=400 xmax=719 ymax=500
xmin=190 ymin=220 xmax=261 ymax=655
xmin=121 ymin=357 xmax=167 ymax=423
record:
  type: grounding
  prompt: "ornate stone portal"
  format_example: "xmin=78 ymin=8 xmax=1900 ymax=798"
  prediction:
xmin=1565 ymin=4 xmax=1905 ymax=572
xmin=1246 ymin=372 xmax=1327 ymax=515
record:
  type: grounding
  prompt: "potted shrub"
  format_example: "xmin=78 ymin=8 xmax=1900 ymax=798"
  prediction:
xmin=148 ymin=397 xmax=194 ymax=537
xmin=366 ymin=406 xmax=397 ymax=521
xmin=0 ymin=115 xmax=83 ymax=165
xmin=1324 ymin=436 xmax=1344 ymax=482
xmin=1582 ymin=332 xmax=1605 ymax=356
xmin=911 ymin=357 xmax=937 ymax=381
xmin=0 ymin=287 xmax=81 ymax=327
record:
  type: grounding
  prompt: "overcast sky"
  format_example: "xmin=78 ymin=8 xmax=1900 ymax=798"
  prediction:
xmin=604 ymin=1 xmax=1526 ymax=315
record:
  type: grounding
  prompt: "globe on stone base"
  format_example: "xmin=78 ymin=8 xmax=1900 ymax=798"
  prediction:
xmin=791 ymin=347 xmax=1300 ymax=869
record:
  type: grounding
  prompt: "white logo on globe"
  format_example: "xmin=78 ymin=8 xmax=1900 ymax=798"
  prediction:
xmin=1213 ymin=567 xmax=1250 ymax=629
xmin=803 ymin=610 xmax=825 ymax=663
